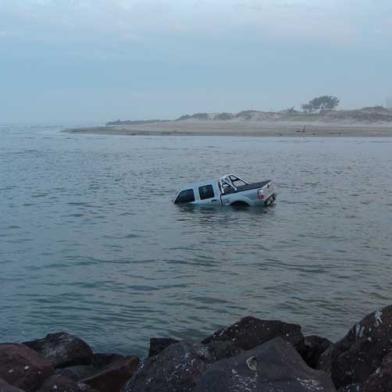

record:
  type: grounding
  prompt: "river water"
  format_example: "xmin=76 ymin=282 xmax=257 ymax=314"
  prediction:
xmin=1 ymin=125 xmax=392 ymax=355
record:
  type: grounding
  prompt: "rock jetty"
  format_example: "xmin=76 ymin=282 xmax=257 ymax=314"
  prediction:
xmin=1 ymin=305 xmax=392 ymax=391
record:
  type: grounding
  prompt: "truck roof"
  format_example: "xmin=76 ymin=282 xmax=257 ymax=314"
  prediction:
xmin=180 ymin=178 xmax=218 ymax=190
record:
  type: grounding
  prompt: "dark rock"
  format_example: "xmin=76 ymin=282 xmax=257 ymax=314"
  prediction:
xmin=0 ymin=378 xmax=26 ymax=392
xmin=91 ymin=353 xmax=125 ymax=368
xmin=202 ymin=316 xmax=304 ymax=350
xmin=24 ymin=332 xmax=94 ymax=368
xmin=56 ymin=366 xmax=97 ymax=382
xmin=204 ymin=339 xmax=243 ymax=361
xmin=338 ymin=385 xmax=362 ymax=392
xmin=36 ymin=375 xmax=91 ymax=392
xmin=123 ymin=341 xmax=211 ymax=392
xmin=148 ymin=338 xmax=179 ymax=358
xmin=362 ymin=351 xmax=392 ymax=392
xmin=0 ymin=344 xmax=54 ymax=392
xmin=318 ymin=305 xmax=392 ymax=388
xmin=194 ymin=337 xmax=336 ymax=392
xmin=56 ymin=353 xmax=127 ymax=382
xmin=296 ymin=335 xmax=332 ymax=368
xmin=82 ymin=356 xmax=139 ymax=392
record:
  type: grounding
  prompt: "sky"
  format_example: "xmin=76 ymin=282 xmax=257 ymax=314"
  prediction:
xmin=0 ymin=0 xmax=392 ymax=123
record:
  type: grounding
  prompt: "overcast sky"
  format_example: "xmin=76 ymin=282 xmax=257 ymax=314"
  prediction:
xmin=0 ymin=0 xmax=391 ymax=123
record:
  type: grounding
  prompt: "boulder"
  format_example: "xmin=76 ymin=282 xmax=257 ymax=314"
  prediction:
xmin=0 ymin=344 xmax=54 ymax=392
xmin=194 ymin=337 xmax=336 ymax=392
xmin=24 ymin=332 xmax=94 ymax=368
xmin=81 ymin=356 xmax=139 ymax=392
xmin=56 ymin=353 xmax=128 ymax=382
xmin=318 ymin=305 xmax=392 ymax=388
xmin=296 ymin=335 xmax=332 ymax=368
xmin=36 ymin=375 xmax=91 ymax=392
xmin=338 ymin=385 xmax=362 ymax=392
xmin=148 ymin=338 xmax=179 ymax=358
xmin=123 ymin=342 xmax=211 ymax=392
xmin=0 ymin=378 xmax=26 ymax=392
xmin=202 ymin=316 xmax=304 ymax=350
xmin=362 ymin=351 xmax=392 ymax=392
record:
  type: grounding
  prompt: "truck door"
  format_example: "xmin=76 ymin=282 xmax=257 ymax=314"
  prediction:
xmin=198 ymin=184 xmax=220 ymax=205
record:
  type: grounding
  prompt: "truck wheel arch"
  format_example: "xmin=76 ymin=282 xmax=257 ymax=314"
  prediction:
xmin=230 ymin=201 xmax=250 ymax=207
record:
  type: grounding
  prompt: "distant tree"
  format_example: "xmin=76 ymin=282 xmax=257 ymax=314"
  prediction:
xmin=302 ymin=96 xmax=340 ymax=113
xmin=301 ymin=103 xmax=314 ymax=113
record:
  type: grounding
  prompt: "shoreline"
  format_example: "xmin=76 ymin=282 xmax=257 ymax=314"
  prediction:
xmin=1 ymin=305 xmax=391 ymax=391
xmin=64 ymin=120 xmax=392 ymax=138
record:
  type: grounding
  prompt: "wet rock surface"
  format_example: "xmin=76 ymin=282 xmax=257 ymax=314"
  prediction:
xmin=81 ymin=356 xmax=139 ymax=392
xmin=0 ymin=377 xmax=26 ymax=392
xmin=194 ymin=337 xmax=336 ymax=392
xmin=202 ymin=316 xmax=304 ymax=350
xmin=0 ymin=344 xmax=54 ymax=392
xmin=148 ymin=338 xmax=179 ymax=358
xmin=36 ymin=375 xmax=89 ymax=392
xmin=319 ymin=305 xmax=392 ymax=389
xmin=123 ymin=342 xmax=209 ymax=392
xmin=296 ymin=335 xmax=332 ymax=369
xmin=24 ymin=333 xmax=94 ymax=368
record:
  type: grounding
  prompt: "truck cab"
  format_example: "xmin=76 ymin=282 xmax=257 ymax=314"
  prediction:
xmin=174 ymin=174 xmax=276 ymax=207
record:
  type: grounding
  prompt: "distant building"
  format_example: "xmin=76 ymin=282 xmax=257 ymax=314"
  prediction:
xmin=386 ymin=97 xmax=392 ymax=109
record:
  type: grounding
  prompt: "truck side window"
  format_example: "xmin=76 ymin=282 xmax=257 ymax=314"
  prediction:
xmin=175 ymin=189 xmax=195 ymax=204
xmin=199 ymin=185 xmax=214 ymax=200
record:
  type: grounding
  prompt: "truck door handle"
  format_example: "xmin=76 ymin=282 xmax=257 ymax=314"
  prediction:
xmin=211 ymin=199 xmax=218 ymax=202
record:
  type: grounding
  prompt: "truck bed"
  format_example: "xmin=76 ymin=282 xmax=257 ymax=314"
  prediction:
xmin=223 ymin=180 xmax=271 ymax=195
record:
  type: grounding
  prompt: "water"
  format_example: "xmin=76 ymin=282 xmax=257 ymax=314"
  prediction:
xmin=1 ymin=125 xmax=392 ymax=356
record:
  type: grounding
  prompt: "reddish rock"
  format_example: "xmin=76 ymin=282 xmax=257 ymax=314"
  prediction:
xmin=55 ymin=353 xmax=129 ymax=382
xmin=82 ymin=356 xmax=139 ymax=392
xmin=0 ymin=344 xmax=54 ymax=392
xmin=24 ymin=332 xmax=93 ymax=368
xmin=36 ymin=375 xmax=91 ymax=392
xmin=0 ymin=377 xmax=26 ymax=392
xmin=202 ymin=316 xmax=304 ymax=350
xmin=319 ymin=305 xmax=392 ymax=389
xmin=362 ymin=351 xmax=392 ymax=392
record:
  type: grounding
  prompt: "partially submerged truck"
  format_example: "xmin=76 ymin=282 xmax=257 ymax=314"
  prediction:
xmin=174 ymin=174 xmax=276 ymax=207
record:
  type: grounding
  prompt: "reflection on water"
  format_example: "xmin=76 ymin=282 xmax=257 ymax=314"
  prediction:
xmin=1 ymin=126 xmax=392 ymax=355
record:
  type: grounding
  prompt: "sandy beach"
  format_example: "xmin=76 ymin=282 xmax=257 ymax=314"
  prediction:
xmin=65 ymin=119 xmax=392 ymax=137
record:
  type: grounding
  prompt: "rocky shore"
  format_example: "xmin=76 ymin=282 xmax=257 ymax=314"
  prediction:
xmin=2 ymin=305 xmax=392 ymax=391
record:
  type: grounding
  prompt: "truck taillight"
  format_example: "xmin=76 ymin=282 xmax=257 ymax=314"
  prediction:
xmin=257 ymin=189 xmax=265 ymax=200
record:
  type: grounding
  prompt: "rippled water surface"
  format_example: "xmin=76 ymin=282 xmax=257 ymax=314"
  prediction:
xmin=1 ymin=125 xmax=392 ymax=355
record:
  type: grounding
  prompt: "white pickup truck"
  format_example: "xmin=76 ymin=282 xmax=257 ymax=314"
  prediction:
xmin=174 ymin=174 xmax=276 ymax=207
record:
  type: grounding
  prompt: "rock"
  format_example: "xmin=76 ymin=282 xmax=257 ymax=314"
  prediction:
xmin=82 ymin=356 xmax=139 ymax=392
xmin=123 ymin=341 xmax=211 ymax=392
xmin=0 ymin=344 xmax=54 ymax=392
xmin=362 ymin=351 xmax=392 ymax=392
xmin=318 ymin=305 xmax=392 ymax=388
xmin=194 ymin=337 xmax=336 ymax=392
xmin=36 ymin=375 xmax=90 ymax=392
xmin=338 ymin=385 xmax=362 ymax=392
xmin=24 ymin=332 xmax=94 ymax=368
xmin=0 ymin=378 xmax=26 ymax=392
xmin=56 ymin=366 xmax=98 ymax=382
xmin=202 ymin=316 xmax=304 ymax=350
xmin=296 ymin=335 xmax=332 ymax=368
xmin=148 ymin=338 xmax=179 ymax=358
xmin=56 ymin=353 xmax=127 ymax=382
xmin=91 ymin=353 xmax=126 ymax=368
